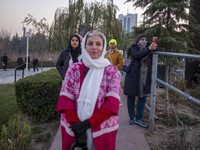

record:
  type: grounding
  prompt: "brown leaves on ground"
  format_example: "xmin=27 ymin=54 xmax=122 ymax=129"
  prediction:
xmin=143 ymin=88 xmax=200 ymax=150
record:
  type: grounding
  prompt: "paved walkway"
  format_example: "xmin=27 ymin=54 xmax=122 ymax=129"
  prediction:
xmin=0 ymin=67 xmax=55 ymax=84
xmin=50 ymin=90 xmax=150 ymax=150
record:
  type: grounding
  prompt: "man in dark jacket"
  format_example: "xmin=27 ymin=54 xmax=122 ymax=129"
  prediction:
xmin=17 ymin=56 xmax=23 ymax=66
xmin=124 ymin=34 xmax=158 ymax=127
xmin=32 ymin=56 xmax=39 ymax=71
xmin=2 ymin=53 xmax=8 ymax=71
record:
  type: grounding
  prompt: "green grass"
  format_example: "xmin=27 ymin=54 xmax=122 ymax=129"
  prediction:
xmin=0 ymin=84 xmax=20 ymax=128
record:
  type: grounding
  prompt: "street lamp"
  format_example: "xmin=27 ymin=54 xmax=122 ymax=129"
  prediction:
xmin=25 ymin=28 xmax=31 ymax=77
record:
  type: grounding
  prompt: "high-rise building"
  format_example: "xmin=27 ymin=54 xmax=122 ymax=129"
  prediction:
xmin=118 ymin=13 xmax=138 ymax=33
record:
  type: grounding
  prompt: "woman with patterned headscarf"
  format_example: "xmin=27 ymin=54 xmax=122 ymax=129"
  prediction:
xmin=57 ymin=30 xmax=120 ymax=150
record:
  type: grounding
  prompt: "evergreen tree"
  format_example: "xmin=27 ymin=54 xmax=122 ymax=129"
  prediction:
xmin=125 ymin=0 xmax=199 ymax=54
xmin=125 ymin=0 xmax=200 ymax=116
xmin=11 ymin=33 xmax=20 ymax=53
xmin=18 ymin=37 xmax=26 ymax=55
xmin=0 ymin=30 xmax=11 ymax=54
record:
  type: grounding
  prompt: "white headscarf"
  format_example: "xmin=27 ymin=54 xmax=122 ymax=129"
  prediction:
xmin=77 ymin=30 xmax=111 ymax=121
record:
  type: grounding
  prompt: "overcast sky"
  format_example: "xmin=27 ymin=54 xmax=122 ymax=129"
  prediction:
xmin=0 ymin=0 xmax=144 ymax=37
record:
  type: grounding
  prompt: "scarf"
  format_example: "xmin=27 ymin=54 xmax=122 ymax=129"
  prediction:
xmin=138 ymin=43 xmax=151 ymax=66
xmin=69 ymin=34 xmax=81 ymax=63
xmin=69 ymin=47 xmax=81 ymax=62
xmin=77 ymin=31 xmax=111 ymax=121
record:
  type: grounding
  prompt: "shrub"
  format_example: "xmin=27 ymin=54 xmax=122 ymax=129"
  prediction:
xmin=0 ymin=116 xmax=32 ymax=150
xmin=0 ymin=61 xmax=18 ymax=69
xmin=169 ymin=78 xmax=186 ymax=103
xmin=15 ymin=69 xmax=62 ymax=122
xmin=189 ymin=84 xmax=200 ymax=100
xmin=162 ymin=113 xmax=198 ymax=127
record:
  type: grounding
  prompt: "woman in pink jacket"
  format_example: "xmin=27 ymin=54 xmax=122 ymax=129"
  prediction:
xmin=56 ymin=30 xmax=120 ymax=150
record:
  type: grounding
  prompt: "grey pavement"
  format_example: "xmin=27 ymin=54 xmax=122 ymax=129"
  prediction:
xmin=50 ymin=89 xmax=150 ymax=150
xmin=0 ymin=67 xmax=56 ymax=84
xmin=116 ymin=90 xmax=150 ymax=150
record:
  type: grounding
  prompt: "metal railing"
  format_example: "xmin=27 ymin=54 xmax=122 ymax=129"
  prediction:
xmin=149 ymin=51 xmax=200 ymax=132
xmin=14 ymin=63 xmax=26 ymax=82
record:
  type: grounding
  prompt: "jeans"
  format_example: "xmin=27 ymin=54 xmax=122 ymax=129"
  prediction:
xmin=3 ymin=63 xmax=7 ymax=71
xmin=127 ymin=96 xmax=147 ymax=120
xmin=33 ymin=66 xmax=39 ymax=71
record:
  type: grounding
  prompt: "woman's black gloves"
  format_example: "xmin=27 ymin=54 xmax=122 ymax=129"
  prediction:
xmin=70 ymin=120 xmax=90 ymax=149
xmin=70 ymin=119 xmax=91 ymax=138
xmin=74 ymin=131 xmax=88 ymax=149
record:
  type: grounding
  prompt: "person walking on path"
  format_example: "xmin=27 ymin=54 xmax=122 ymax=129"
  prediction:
xmin=32 ymin=56 xmax=39 ymax=71
xmin=25 ymin=55 xmax=30 ymax=70
xmin=124 ymin=34 xmax=158 ymax=127
xmin=17 ymin=56 xmax=23 ymax=66
xmin=2 ymin=53 xmax=8 ymax=71
xmin=56 ymin=30 xmax=120 ymax=150
xmin=56 ymin=34 xmax=82 ymax=80
xmin=105 ymin=39 xmax=124 ymax=70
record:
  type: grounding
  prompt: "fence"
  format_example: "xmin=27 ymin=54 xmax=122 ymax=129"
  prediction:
xmin=14 ymin=63 xmax=26 ymax=82
xmin=149 ymin=51 xmax=200 ymax=132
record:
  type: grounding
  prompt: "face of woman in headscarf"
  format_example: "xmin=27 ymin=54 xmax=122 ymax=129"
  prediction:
xmin=139 ymin=37 xmax=147 ymax=48
xmin=85 ymin=35 xmax=104 ymax=59
xmin=70 ymin=36 xmax=79 ymax=49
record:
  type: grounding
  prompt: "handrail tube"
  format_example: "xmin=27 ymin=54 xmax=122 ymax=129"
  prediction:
xmin=154 ymin=51 xmax=200 ymax=59
xmin=149 ymin=51 xmax=200 ymax=132
xmin=14 ymin=63 xmax=27 ymax=70
xmin=14 ymin=63 xmax=26 ymax=82
xmin=157 ymin=78 xmax=200 ymax=106
xmin=145 ymin=104 xmax=158 ymax=120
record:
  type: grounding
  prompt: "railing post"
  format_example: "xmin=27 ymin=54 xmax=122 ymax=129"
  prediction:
xmin=15 ymin=69 xmax=17 ymax=82
xmin=22 ymin=69 xmax=24 ymax=78
xmin=149 ymin=53 xmax=158 ymax=132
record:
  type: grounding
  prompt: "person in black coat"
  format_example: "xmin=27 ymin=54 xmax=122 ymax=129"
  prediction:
xmin=17 ymin=56 xmax=23 ymax=66
xmin=25 ymin=55 xmax=30 ymax=70
xmin=56 ymin=34 xmax=82 ymax=80
xmin=32 ymin=56 xmax=39 ymax=71
xmin=124 ymin=34 xmax=158 ymax=127
xmin=2 ymin=53 xmax=8 ymax=71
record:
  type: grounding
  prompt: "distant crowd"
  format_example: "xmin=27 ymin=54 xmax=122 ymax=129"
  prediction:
xmin=1 ymin=53 xmax=39 ymax=72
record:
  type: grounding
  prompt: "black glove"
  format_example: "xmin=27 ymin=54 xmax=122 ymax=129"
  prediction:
xmin=70 ymin=119 xmax=91 ymax=138
xmin=74 ymin=131 xmax=88 ymax=149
